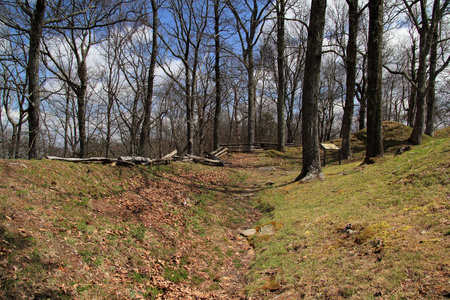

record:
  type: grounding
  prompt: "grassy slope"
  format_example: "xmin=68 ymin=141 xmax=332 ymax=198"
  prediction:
xmin=0 ymin=161 xmax=258 ymax=299
xmin=246 ymin=124 xmax=450 ymax=299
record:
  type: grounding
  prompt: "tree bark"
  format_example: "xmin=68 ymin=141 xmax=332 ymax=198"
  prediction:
xmin=213 ymin=0 xmax=222 ymax=151
xmin=27 ymin=0 xmax=47 ymax=159
xmin=407 ymin=43 xmax=417 ymax=127
xmin=139 ymin=0 xmax=159 ymax=156
xmin=340 ymin=0 xmax=357 ymax=159
xmin=356 ymin=54 xmax=367 ymax=130
xmin=294 ymin=0 xmax=326 ymax=182
xmin=407 ymin=0 xmax=447 ymax=144
xmin=365 ymin=0 xmax=384 ymax=162
xmin=247 ymin=49 xmax=256 ymax=150
xmin=276 ymin=0 xmax=286 ymax=152
xmin=409 ymin=21 xmax=429 ymax=145
xmin=75 ymin=75 xmax=87 ymax=158
xmin=425 ymin=15 xmax=439 ymax=137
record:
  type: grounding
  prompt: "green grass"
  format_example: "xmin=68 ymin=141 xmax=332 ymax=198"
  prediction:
xmin=245 ymin=136 xmax=450 ymax=298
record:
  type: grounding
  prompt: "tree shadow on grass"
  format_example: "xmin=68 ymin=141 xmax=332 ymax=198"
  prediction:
xmin=0 ymin=225 xmax=70 ymax=299
xmin=145 ymin=167 xmax=294 ymax=197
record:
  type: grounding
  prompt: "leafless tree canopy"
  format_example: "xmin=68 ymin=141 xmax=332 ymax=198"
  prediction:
xmin=0 ymin=0 xmax=449 ymax=160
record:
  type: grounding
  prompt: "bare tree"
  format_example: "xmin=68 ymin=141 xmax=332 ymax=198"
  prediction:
xmin=0 ymin=0 xmax=136 ymax=158
xmin=42 ymin=0 xmax=135 ymax=157
xmin=285 ymin=20 xmax=307 ymax=144
xmin=407 ymin=36 xmax=418 ymax=127
xmin=139 ymin=0 xmax=160 ymax=156
xmin=96 ymin=25 xmax=124 ymax=157
xmin=340 ymin=0 xmax=361 ymax=159
xmin=225 ymin=0 xmax=272 ymax=150
xmin=365 ymin=0 xmax=384 ymax=162
xmin=0 ymin=38 xmax=29 ymax=158
xmin=402 ymin=0 xmax=450 ymax=144
xmin=213 ymin=0 xmax=223 ymax=150
xmin=116 ymin=26 xmax=154 ymax=155
xmin=319 ymin=55 xmax=345 ymax=143
xmin=294 ymin=0 xmax=327 ymax=182
xmin=276 ymin=0 xmax=286 ymax=152
xmin=0 ymin=0 xmax=47 ymax=159
xmin=159 ymin=0 xmax=209 ymax=155
xmin=425 ymin=7 xmax=450 ymax=136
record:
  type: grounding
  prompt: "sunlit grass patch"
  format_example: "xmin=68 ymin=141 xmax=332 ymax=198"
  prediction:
xmin=246 ymin=137 xmax=450 ymax=298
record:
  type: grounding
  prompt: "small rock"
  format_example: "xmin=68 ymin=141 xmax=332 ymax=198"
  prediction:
xmin=420 ymin=230 xmax=427 ymax=235
xmin=260 ymin=269 xmax=278 ymax=275
xmin=240 ymin=228 xmax=257 ymax=237
xmin=259 ymin=224 xmax=276 ymax=235
xmin=395 ymin=146 xmax=411 ymax=156
xmin=258 ymin=166 xmax=276 ymax=171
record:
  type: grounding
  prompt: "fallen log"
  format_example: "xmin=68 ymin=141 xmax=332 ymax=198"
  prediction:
xmin=204 ymin=151 xmax=231 ymax=165
xmin=161 ymin=150 xmax=178 ymax=160
xmin=46 ymin=149 xmax=228 ymax=168
xmin=215 ymin=147 xmax=228 ymax=157
xmin=113 ymin=160 xmax=137 ymax=167
xmin=46 ymin=156 xmax=116 ymax=163
xmin=118 ymin=156 xmax=152 ymax=164
xmin=186 ymin=154 xmax=224 ymax=166
xmin=210 ymin=147 xmax=222 ymax=155
xmin=211 ymin=148 xmax=228 ymax=157
xmin=46 ymin=156 xmax=135 ymax=166
xmin=140 ymin=150 xmax=178 ymax=166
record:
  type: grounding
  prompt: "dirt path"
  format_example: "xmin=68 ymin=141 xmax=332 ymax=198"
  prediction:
xmin=205 ymin=153 xmax=294 ymax=299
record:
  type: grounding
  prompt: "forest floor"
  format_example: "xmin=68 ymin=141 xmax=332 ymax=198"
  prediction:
xmin=0 ymin=122 xmax=449 ymax=299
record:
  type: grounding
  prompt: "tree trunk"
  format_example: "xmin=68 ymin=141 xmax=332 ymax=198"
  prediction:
xmin=358 ymin=86 xmax=366 ymax=130
xmin=340 ymin=0 xmax=357 ymax=159
xmin=365 ymin=0 xmax=384 ymax=162
xmin=15 ymin=121 xmax=23 ymax=158
xmin=425 ymin=20 xmax=439 ymax=137
xmin=27 ymin=0 xmax=47 ymax=159
xmin=294 ymin=0 xmax=327 ymax=182
xmin=139 ymin=0 xmax=158 ymax=156
xmin=408 ymin=0 xmax=444 ymax=145
xmin=105 ymin=90 xmax=113 ymax=157
xmin=63 ymin=86 xmax=70 ymax=157
xmin=276 ymin=0 xmax=286 ymax=152
xmin=246 ymin=49 xmax=256 ymax=151
xmin=286 ymin=92 xmax=295 ymax=144
xmin=409 ymin=26 xmax=429 ymax=145
xmin=407 ymin=43 xmax=417 ymax=127
xmin=213 ymin=0 xmax=222 ymax=150
xmin=185 ymin=54 xmax=194 ymax=155
xmin=75 ymin=61 xmax=88 ymax=158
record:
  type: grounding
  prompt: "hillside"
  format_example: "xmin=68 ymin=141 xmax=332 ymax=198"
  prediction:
xmin=245 ymin=126 xmax=450 ymax=299
xmin=1 ymin=124 xmax=449 ymax=299
xmin=0 ymin=159 xmax=263 ymax=299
